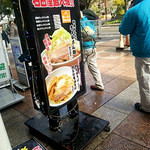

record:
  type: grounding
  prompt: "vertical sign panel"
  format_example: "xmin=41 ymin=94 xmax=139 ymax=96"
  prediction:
xmin=10 ymin=37 xmax=30 ymax=87
xmin=25 ymin=0 xmax=85 ymax=112
xmin=0 ymin=34 xmax=10 ymax=85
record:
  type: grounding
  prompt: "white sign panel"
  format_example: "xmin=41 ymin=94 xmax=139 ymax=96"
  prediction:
xmin=0 ymin=35 xmax=10 ymax=84
xmin=10 ymin=37 xmax=30 ymax=87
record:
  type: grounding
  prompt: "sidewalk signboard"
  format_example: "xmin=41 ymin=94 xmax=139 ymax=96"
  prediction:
xmin=10 ymin=37 xmax=30 ymax=89
xmin=0 ymin=32 xmax=24 ymax=110
xmin=13 ymin=138 xmax=46 ymax=150
xmin=0 ymin=32 xmax=10 ymax=87
xmin=18 ymin=0 xmax=86 ymax=114
xmin=13 ymin=1 xmax=109 ymax=148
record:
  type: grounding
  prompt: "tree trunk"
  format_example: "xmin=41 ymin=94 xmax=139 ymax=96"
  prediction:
xmin=124 ymin=0 xmax=127 ymax=13
xmin=104 ymin=0 xmax=107 ymax=22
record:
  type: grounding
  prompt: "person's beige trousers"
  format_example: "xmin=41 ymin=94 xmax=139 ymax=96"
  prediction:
xmin=84 ymin=48 xmax=104 ymax=89
xmin=135 ymin=57 xmax=150 ymax=112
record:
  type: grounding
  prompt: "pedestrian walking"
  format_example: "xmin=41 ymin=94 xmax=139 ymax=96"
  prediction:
xmin=0 ymin=24 xmax=10 ymax=48
xmin=80 ymin=0 xmax=104 ymax=91
xmin=119 ymin=0 xmax=150 ymax=114
xmin=9 ymin=19 xmax=19 ymax=38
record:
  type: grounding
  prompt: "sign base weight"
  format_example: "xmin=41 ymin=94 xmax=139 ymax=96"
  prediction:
xmin=25 ymin=111 xmax=109 ymax=150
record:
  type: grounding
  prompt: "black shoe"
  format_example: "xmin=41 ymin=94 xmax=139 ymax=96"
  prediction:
xmin=135 ymin=103 xmax=150 ymax=114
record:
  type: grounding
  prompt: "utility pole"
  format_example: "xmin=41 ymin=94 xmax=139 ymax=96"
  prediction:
xmin=104 ymin=0 xmax=107 ymax=22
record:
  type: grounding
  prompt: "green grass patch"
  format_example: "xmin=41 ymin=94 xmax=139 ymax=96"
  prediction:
xmin=104 ymin=15 xmax=124 ymax=25
xmin=105 ymin=19 xmax=121 ymax=25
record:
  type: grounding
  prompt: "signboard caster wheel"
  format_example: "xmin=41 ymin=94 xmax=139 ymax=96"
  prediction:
xmin=104 ymin=125 xmax=110 ymax=132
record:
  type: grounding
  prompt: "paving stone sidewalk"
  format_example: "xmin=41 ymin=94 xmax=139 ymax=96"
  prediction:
xmin=1 ymin=39 xmax=150 ymax=150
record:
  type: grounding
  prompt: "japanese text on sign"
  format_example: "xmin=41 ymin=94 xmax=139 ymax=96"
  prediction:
xmin=0 ymin=63 xmax=5 ymax=71
xmin=0 ymin=63 xmax=7 ymax=79
xmin=32 ymin=0 xmax=75 ymax=8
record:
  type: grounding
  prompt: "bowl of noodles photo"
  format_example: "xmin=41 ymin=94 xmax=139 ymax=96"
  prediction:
xmin=41 ymin=27 xmax=81 ymax=70
xmin=45 ymin=66 xmax=77 ymax=107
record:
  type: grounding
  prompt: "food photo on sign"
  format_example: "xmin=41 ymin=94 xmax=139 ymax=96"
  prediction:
xmin=41 ymin=27 xmax=81 ymax=107
xmin=41 ymin=27 xmax=81 ymax=70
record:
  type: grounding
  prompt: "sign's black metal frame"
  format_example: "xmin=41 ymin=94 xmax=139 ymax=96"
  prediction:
xmin=13 ymin=0 xmax=86 ymax=115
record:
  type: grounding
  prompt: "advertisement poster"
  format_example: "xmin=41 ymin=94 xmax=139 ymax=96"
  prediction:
xmin=10 ymin=37 xmax=30 ymax=87
xmin=26 ymin=0 xmax=85 ymax=110
xmin=0 ymin=35 xmax=10 ymax=85
xmin=10 ymin=38 xmax=26 ymax=75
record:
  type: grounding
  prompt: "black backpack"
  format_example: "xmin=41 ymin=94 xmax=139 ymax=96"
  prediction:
xmin=82 ymin=9 xmax=97 ymax=20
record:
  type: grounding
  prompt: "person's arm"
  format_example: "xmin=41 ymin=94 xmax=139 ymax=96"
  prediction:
xmin=119 ymin=8 xmax=137 ymax=35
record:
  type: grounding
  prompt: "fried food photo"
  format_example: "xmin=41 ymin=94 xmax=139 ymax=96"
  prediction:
xmin=48 ymin=74 xmax=74 ymax=104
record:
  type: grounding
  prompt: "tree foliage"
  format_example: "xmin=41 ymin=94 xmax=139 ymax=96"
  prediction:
xmin=113 ymin=0 xmax=125 ymax=15
xmin=81 ymin=0 xmax=100 ymax=9
xmin=81 ymin=0 xmax=131 ymax=16
xmin=90 ymin=4 xmax=100 ymax=16
xmin=113 ymin=0 xmax=131 ymax=15
xmin=0 ymin=0 xmax=13 ymax=21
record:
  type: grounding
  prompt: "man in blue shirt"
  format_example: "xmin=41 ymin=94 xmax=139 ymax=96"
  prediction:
xmin=119 ymin=0 xmax=150 ymax=114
